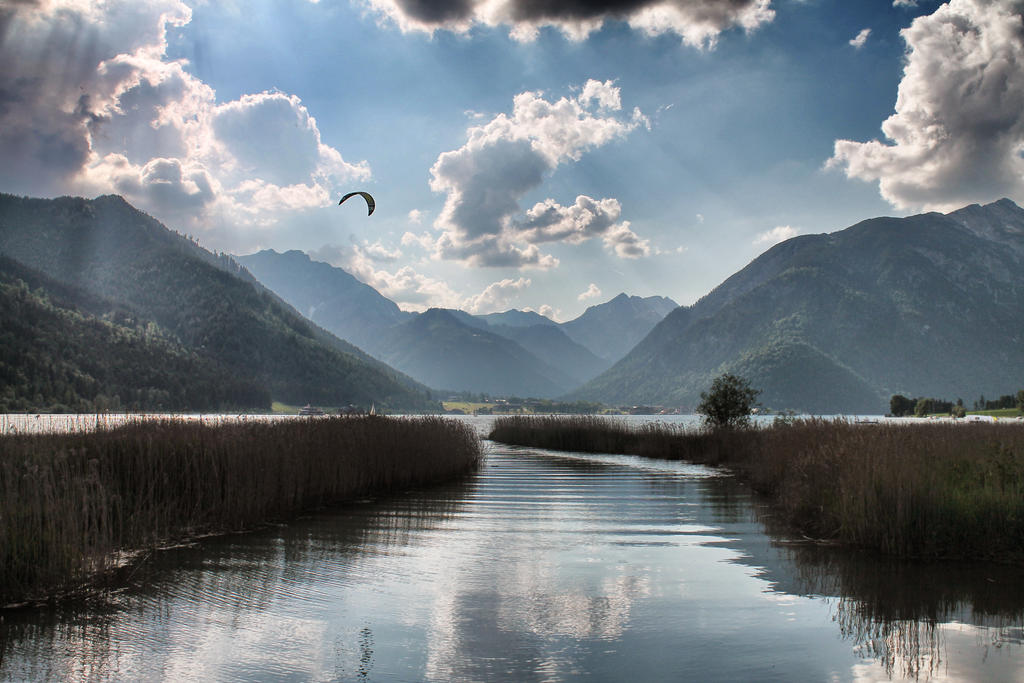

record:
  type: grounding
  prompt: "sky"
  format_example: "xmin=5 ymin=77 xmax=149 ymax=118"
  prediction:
xmin=2 ymin=0 xmax=1022 ymax=320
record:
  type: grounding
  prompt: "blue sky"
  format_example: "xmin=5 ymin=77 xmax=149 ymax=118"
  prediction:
xmin=2 ymin=0 xmax=1021 ymax=319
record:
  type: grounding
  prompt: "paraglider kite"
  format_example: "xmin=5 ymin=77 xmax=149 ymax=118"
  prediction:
xmin=339 ymin=191 xmax=375 ymax=216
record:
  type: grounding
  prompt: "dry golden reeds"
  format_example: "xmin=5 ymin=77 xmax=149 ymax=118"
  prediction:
xmin=0 ymin=416 xmax=481 ymax=605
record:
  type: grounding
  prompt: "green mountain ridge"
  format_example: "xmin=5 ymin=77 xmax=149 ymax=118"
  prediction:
xmin=0 ymin=255 xmax=269 ymax=412
xmin=0 ymin=193 xmax=436 ymax=412
xmin=569 ymin=200 xmax=1024 ymax=413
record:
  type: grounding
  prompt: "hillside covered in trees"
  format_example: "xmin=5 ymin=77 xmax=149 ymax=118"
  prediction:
xmin=0 ymin=256 xmax=268 ymax=412
xmin=0 ymin=194 xmax=437 ymax=413
xmin=570 ymin=199 xmax=1024 ymax=414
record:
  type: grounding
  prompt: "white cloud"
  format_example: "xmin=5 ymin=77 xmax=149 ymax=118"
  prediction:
xmin=309 ymin=243 xmax=461 ymax=311
xmin=603 ymin=222 xmax=652 ymax=258
xmin=537 ymin=303 xmax=560 ymax=321
xmin=578 ymin=283 xmax=603 ymax=301
xmin=849 ymin=28 xmax=871 ymax=49
xmin=311 ymin=244 xmax=542 ymax=313
xmin=462 ymin=277 xmax=532 ymax=314
xmin=0 ymin=1 xmax=367 ymax=250
xmin=407 ymin=209 xmax=424 ymax=224
xmin=516 ymin=195 xmax=621 ymax=243
xmin=893 ymin=0 xmax=918 ymax=7
xmin=754 ymin=225 xmax=800 ymax=246
xmin=361 ymin=240 xmax=403 ymax=263
xmin=828 ymin=0 xmax=1024 ymax=212
xmin=429 ymin=81 xmax=648 ymax=268
xmin=514 ymin=195 xmax=647 ymax=258
xmin=364 ymin=0 xmax=775 ymax=49
xmin=401 ymin=231 xmax=434 ymax=251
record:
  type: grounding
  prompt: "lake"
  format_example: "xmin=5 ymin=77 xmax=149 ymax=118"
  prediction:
xmin=1 ymin=415 xmax=1022 ymax=681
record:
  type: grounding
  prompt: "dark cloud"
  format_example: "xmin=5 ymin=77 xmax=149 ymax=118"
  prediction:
xmin=509 ymin=0 xmax=653 ymax=21
xmin=372 ymin=0 xmax=774 ymax=44
xmin=508 ymin=0 xmax=756 ymax=22
xmin=392 ymin=0 xmax=476 ymax=23
xmin=0 ymin=76 xmax=93 ymax=194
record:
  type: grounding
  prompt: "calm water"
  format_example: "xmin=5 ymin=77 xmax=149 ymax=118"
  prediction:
xmin=1 ymin=416 xmax=1022 ymax=681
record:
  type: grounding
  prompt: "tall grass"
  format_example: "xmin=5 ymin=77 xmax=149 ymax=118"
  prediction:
xmin=0 ymin=416 xmax=481 ymax=605
xmin=489 ymin=416 xmax=1024 ymax=562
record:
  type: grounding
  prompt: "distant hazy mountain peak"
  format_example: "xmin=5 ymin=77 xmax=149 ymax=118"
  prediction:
xmin=235 ymin=248 xmax=411 ymax=354
xmin=560 ymin=291 xmax=679 ymax=362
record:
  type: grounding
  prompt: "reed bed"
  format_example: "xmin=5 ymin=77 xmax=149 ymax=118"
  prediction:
xmin=0 ymin=412 xmax=294 ymax=436
xmin=0 ymin=415 xmax=481 ymax=605
xmin=489 ymin=416 xmax=1024 ymax=562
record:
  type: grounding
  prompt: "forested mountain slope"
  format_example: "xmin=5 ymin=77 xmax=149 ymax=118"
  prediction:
xmin=0 ymin=194 xmax=436 ymax=411
xmin=0 ymin=255 xmax=268 ymax=412
xmin=570 ymin=200 xmax=1024 ymax=414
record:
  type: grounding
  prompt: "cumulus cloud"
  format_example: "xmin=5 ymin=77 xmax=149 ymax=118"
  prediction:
xmin=429 ymin=81 xmax=649 ymax=268
xmin=753 ymin=225 xmax=799 ymax=246
xmin=849 ymin=28 xmax=871 ymax=49
xmin=461 ymin=277 xmax=532 ymax=314
xmin=578 ymin=283 xmax=602 ymax=301
xmin=401 ymin=230 xmax=435 ymax=251
xmin=537 ymin=303 xmax=559 ymax=320
xmin=365 ymin=0 xmax=775 ymax=48
xmin=515 ymin=196 xmax=622 ymax=244
xmin=893 ymin=0 xmax=918 ymax=7
xmin=828 ymin=0 xmax=1024 ymax=212
xmin=0 ymin=1 xmax=367 ymax=249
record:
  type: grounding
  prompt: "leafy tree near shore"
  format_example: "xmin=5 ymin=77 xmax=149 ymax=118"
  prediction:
xmin=914 ymin=397 xmax=954 ymax=417
xmin=697 ymin=373 xmax=760 ymax=429
xmin=889 ymin=394 xmax=915 ymax=417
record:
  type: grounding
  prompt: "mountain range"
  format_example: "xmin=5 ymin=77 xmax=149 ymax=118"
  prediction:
xmin=0 ymin=194 xmax=435 ymax=412
xmin=3 ymin=192 xmax=1022 ymax=414
xmin=236 ymin=250 xmax=677 ymax=397
xmin=570 ymin=199 xmax=1024 ymax=414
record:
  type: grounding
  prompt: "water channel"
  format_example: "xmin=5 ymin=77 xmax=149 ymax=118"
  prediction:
xmin=1 ymin=416 xmax=1023 ymax=681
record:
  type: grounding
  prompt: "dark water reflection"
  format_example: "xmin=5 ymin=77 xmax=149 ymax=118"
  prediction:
xmin=752 ymin=542 xmax=1024 ymax=680
xmin=2 ymin=439 xmax=1023 ymax=681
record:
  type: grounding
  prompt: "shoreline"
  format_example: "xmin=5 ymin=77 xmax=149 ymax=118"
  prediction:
xmin=488 ymin=415 xmax=1024 ymax=564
